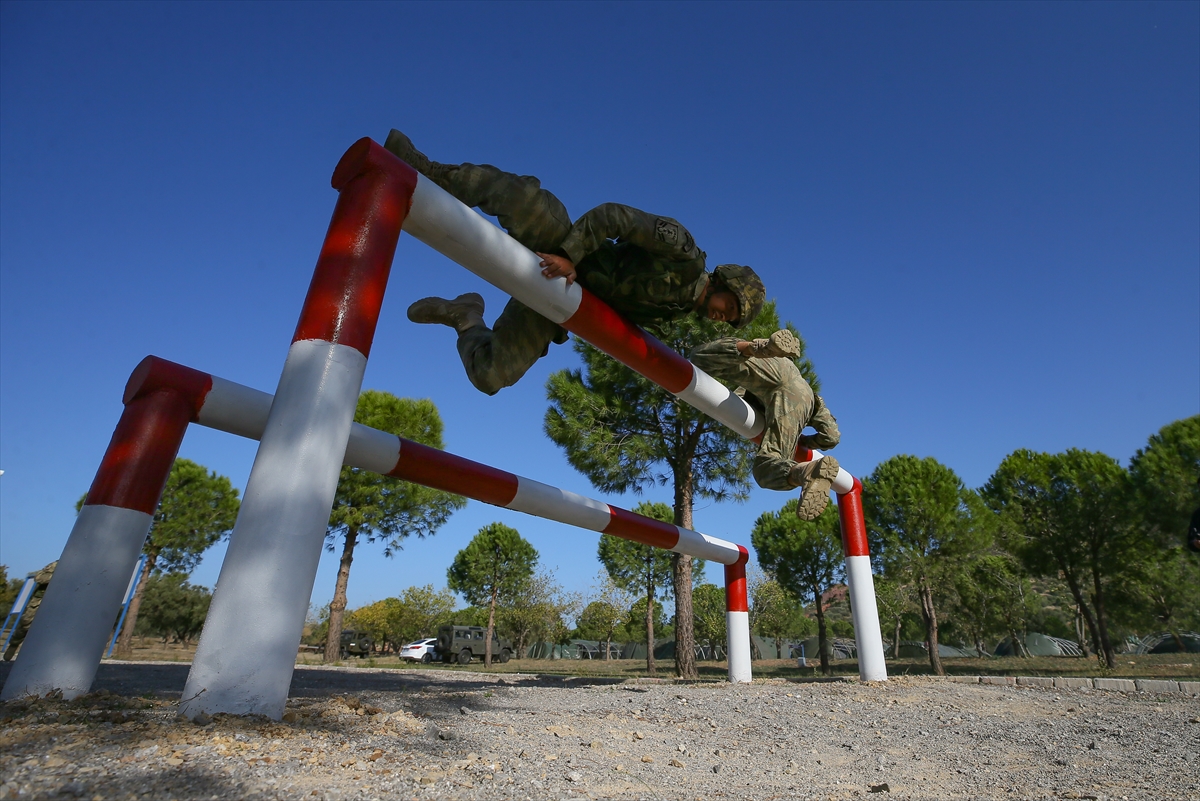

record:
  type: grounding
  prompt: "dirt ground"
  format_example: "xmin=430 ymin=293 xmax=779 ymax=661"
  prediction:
xmin=1 ymin=659 xmax=1197 ymax=801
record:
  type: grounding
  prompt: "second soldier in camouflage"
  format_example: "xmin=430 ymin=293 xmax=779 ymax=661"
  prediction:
xmin=691 ymin=330 xmax=842 ymax=520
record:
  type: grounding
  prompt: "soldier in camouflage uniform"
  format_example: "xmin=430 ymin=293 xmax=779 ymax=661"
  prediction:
xmin=691 ymin=331 xmax=841 ymax=520
xmin=3 ymin=561 xmax=56 ymax=661
xmin=384 ymin=130 xmax=766 ymax=395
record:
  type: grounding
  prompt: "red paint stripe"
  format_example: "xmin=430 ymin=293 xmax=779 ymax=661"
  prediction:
xmin=388 ymin=438 xmax=518 ymax=507
xmin=835 ymin=478 xmax=871 ymax=557
xmin=123 ymin=356 xmax=213 ymax=417
xmin=602 ymin=506 xmax=681 ymax=550
xmin=85 ymin=390 xmax=193 ymax=514
xmin=723 ymin=546 xmax=750 ymax=612
xmin=794 ymin=446 xmax=814 ymax=463
xmin=562 ymin=290 xmax=695 ymax=394
xmin=293 ymin=138 xmax=418 ymax=358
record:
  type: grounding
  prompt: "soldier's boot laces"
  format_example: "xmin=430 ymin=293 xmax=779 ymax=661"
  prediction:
xmin=745 ymin=330 xmax=802 ymax=359
xmin=790 ymin=456 xmax=840 ymax=521
xmin=407 ymin=293 xmax=485 ymax=333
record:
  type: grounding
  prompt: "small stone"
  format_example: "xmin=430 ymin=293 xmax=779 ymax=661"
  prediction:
xmin=437 ymin=729 xmax=456 ymax=741
xmin=459 ymin=706 xmax=472 ymax=715
xmin=869 ymin=783 xmax=890 ymax=793
xmin=669 ymin=758 xmax=684 ymax=768
xmin=165 ymin=758 xmax=184 ymax=766
xmin=567 ymin=771 xmax=583 ymax=783
xmin=191 ymin=712 xmax=212 ymax=726
xmin=712 ymin=764 xmax=722 ymax=774
xmin=282 ymin=711 xmax=300 ymax=724
xmin=641 ymin=756 xmax=654 ymax=764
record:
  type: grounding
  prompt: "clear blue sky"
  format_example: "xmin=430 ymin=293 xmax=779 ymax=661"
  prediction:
xmin=2 ymin=2 xmax=1197 ymax=616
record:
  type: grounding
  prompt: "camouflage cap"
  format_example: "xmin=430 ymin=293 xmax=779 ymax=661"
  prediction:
xmin=713 ymin=264 xmax=765 ymax=328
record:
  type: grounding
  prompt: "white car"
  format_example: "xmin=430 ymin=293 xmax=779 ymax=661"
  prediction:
xmin=399 ymin=638 xmax=438 ymax=663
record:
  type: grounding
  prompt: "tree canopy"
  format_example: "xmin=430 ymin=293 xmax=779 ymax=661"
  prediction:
xmin=447 ymin=522 xmax=538 ymax=666
xmin=323 ymin=390 xmax=464 ymax=662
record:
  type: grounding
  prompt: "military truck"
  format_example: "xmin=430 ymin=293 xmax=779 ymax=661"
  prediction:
xmin=339 ymin=629 xmax=374 ymax=658
xmin=436 ymin=624 xmax=513 ymax=665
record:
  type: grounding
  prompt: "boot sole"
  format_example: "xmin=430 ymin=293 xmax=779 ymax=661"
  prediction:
xmin=769 ymin=330 xmax=801 ymax=359
xmin=796 ymin=457 xmax=840 ymax=520
xmin=407 ymin=293 xmax=484 ymax=325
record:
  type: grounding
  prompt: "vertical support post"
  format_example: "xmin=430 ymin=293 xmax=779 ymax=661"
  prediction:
xmin=0 ymin=578 xmax=37 ymax=655
xmin=181 ymin=139 xmax=416 ymax=720
xmin=107 ymin=554 xmax=148 ymax=658
xmin=724 ymin=547 xmax=752 ymax=683
xmin=0 ymin=359 xmax=209 ymax=700
xmin=835 ymin=479 xmax=888 ymax=682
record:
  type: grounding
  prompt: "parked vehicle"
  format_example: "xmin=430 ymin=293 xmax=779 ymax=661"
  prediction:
xmin=435 ymin=624 xmax=513 ymax=665
xmin=339 ymin=629 xmax=374 ymax=658
xmin=399 ymin=638 xmax=439 ymax=663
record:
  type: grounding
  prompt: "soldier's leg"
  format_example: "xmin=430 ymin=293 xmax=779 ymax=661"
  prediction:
xmin=752 ymin=380 xmax=811 ymax=492
xmin=456 ymin=298 xmax=567 ymax=395
xmin=383 ymin=130 xmax=571 ymax=253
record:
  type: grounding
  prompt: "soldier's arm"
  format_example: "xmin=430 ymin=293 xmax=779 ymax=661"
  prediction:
xmin=559 ymin=203 xmax=703 ymax=265
xmin=799 ymin=395 xmax=841 ymax=450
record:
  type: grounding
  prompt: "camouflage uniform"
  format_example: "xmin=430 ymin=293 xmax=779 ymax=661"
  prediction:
xmin=3 ymin=561 xmax=56 ymax=661
xmin=397 ymin=157 xmax=710 ymax=395
xmin=689 ymin=339 xmax=839 ymax=491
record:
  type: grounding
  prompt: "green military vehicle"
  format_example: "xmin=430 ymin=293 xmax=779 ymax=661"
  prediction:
xmin=339 ymin=629 xmax=374 ymax=658
xmin=436 ymin=624 xmax=513 ymax=665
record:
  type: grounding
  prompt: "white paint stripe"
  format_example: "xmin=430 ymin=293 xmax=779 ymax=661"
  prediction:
xmin=182 ymin=339 xmax=367 ymax=720
xmin=348 ymin=426 xmax=402 ymax=475
xmin=676 ymin=369 xmax=762 ymax=439
xmin=1 ymin=505 xmax=154 ymax=701
xmin=198 ymin=376 xmax=273 ymax=441
xmin=671 ymin=527 xmax=742 ymax=565
xmin=402 ymin=175 xmax=582 ymax=324
xmin=845 ymin=554 xmax=888 ymax=682
xmin=726 ymin=610 xmax=752 ymax=684
xmin=508 ymin=478 xmax=612 ymax=531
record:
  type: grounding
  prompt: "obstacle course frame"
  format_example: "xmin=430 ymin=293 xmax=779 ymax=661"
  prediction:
xmin=1 ymin=138 xmax=885 ymax=716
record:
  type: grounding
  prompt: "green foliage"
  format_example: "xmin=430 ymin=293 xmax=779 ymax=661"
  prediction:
xmin=0 ymin=566 xmax=23 ymax=616
xmin=864 ymin=455 xmax=986 ymax=675
xmin=544 ymin=302 xmax=806 ymax=504
xmin=983 ymin=448 xmax=1137 ymax=668
xmin=1128 ymin=415 xmax=1200 ymax=546
xmin=624 ymin=596 xmax=668 ymax=640
xmin=343 ymin=584 xmax=459 ymax=652
xmin=327 ymin=391 xmax=466 ymax=555
xmin=77 ymin=458 xmax=240 ymax=573
xmin=497 ymin=570 xmax=579 ymax=656
xmin=597 ymin=503 xmax=677 ymax=601
xmin=575 ymin=600 xmax=625 ymax=642
xmin=750 ymin=577 xmax=812 ymax=651
xmin=447 ymin=523 xmax=539 ymax=609
xmin=691 ymin=583 xmax=727 ymax=652
xmin=752 ymin=501 xmax=844 ymax=606
xmin=134 ymin=574 xmax=211 ymax=643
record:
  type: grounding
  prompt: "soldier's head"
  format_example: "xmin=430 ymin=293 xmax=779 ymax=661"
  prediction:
xmin=705 ymin=264 xmax=765 ymax=328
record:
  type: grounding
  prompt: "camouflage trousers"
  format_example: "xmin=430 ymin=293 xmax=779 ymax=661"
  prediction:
xmin=689 ymin=338 xmax=813 ymax=491
xmin=429 ymin=162 xmax=574 ymax=395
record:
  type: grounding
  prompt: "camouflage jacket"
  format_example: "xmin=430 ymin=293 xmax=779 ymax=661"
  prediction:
xmin=559 ymin=203 xmax=708 ymax=328
xmin=797 ymin=396 xmax=840 ymax=451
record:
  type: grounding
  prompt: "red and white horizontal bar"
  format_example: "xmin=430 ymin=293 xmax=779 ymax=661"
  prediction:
xmin=139 ymin=357 xmax=745 ymax=566
xmin=400 ymin=172 xmax=761 ymax=440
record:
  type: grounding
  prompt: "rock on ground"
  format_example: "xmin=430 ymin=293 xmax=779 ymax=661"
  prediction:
xmin=0 ymin=663 xmax=1196 ymax=800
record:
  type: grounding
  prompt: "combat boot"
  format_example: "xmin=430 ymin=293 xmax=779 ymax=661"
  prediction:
xmin=407 ymin=293 xmax=485 ymax=333
xmin=384 ymin=129 xmax=436 ymax=176
xmin=744 ymin=329 xmax=801 ymax=359
xmin=789 ymin=455 xmax=840 ymax=520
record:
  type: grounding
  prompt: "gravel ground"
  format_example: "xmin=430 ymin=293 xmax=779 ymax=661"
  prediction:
xmin=0 ymin=662 xmax=1197 ymax=801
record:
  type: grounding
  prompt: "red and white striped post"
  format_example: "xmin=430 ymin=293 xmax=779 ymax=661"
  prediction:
xmin=0 ymin=361 xmax=210 ymax=700
xmin=179 ymin=139 xmax=416 ymax=720
xmin=724 ymin=548 xmax=752 ymax=683
xmin=400 ymin=168 xmax=887 ymax=682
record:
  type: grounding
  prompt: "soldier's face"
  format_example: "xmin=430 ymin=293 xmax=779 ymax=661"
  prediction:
xmin=705 ymin=291 xmax=740 ymax=324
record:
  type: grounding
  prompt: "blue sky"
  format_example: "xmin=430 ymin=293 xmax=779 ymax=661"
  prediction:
xmin=2 ymin=2 xmax=1197 ymax=616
